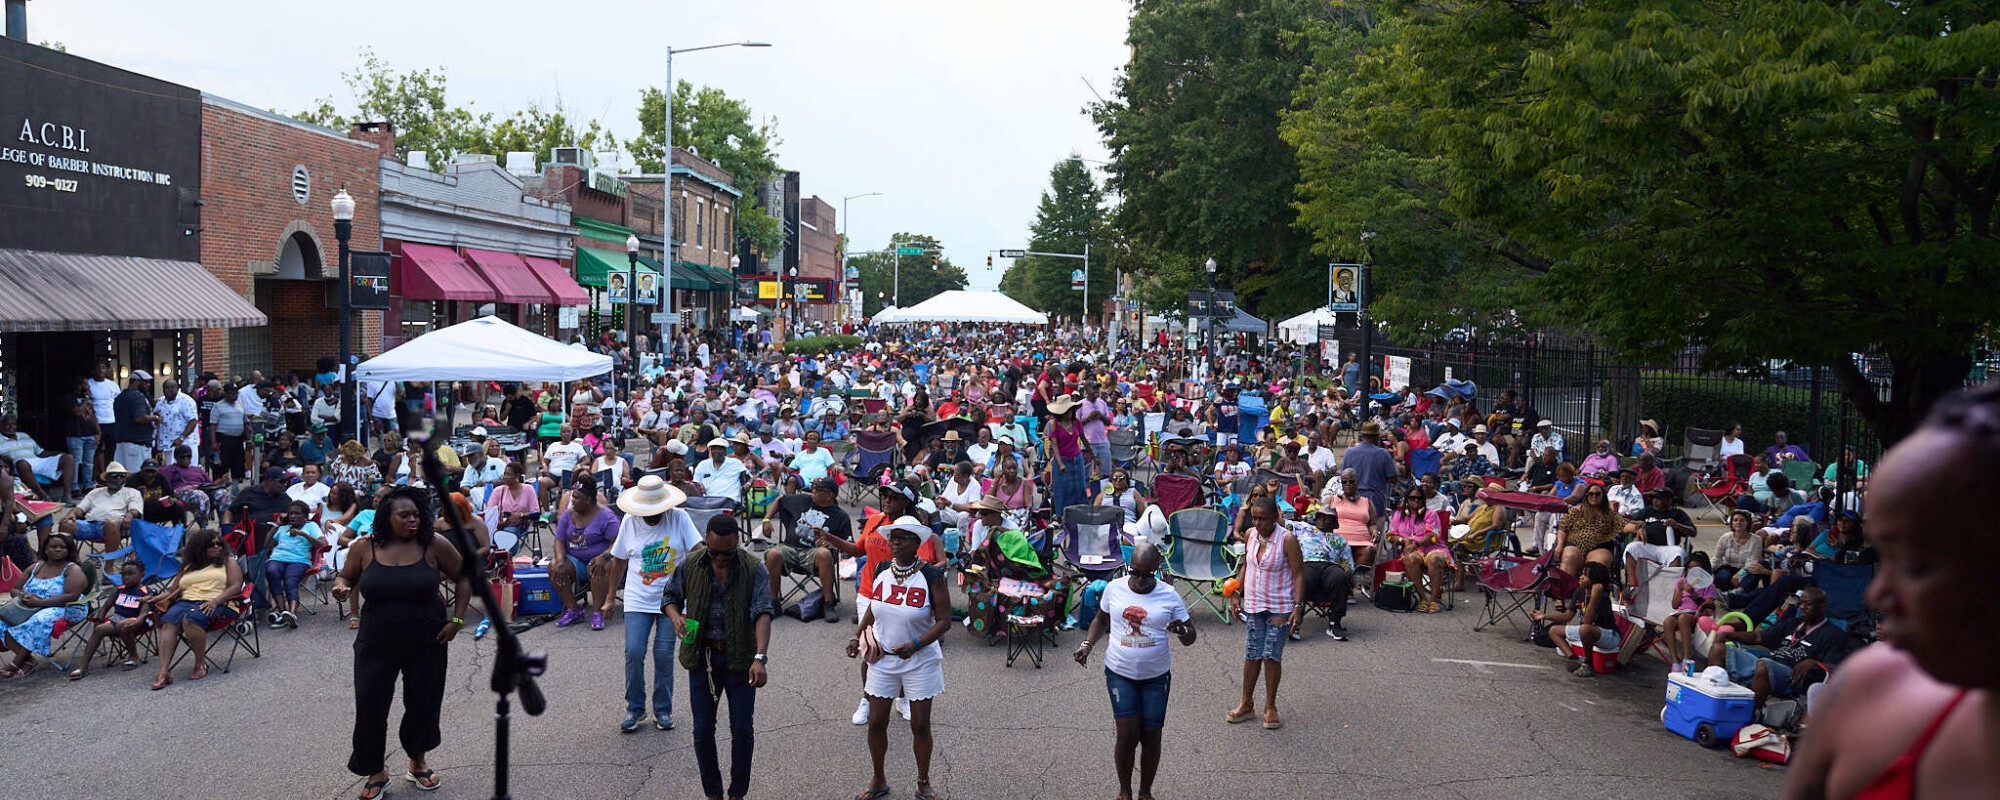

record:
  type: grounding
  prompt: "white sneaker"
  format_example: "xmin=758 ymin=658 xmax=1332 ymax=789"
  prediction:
xmin=896 ymin=698 xmax=912 ymax=720
xmin=851 ymin=699 xmax=870 ymax=725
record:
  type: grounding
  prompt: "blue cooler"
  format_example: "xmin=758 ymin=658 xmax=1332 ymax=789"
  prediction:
xmin=515 ymin=566 xmax=563 ymax=616
xmin=1663 ymin=670 xmax=1755 ymax=748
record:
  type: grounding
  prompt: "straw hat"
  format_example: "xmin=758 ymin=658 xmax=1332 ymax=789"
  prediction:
xmin=942 ymin=430 xmax=963 ymax=442
xmin=1358 ymin=421 xmax=1382 ymax=438
xmin=1047 ymin=394 xmax=1080 ymax=415
xmin=706 ymin=437 xmax=729 ymax=450
xmin=101 ymin=462 xmax=130 ymax=478
xmin=970 ymin=495 xmax=1009 ymax=513
xmin=617 ymin=475 xmax=688 ymax=516
xmin=881 ymin=514 xmax=935 ymax=543
xmin=1472 ymin=424 xmax=1489 ymax=434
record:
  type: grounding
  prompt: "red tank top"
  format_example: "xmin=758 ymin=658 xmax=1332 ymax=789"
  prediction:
xmin=1854 ymin=689 xmax=1968 ymax=800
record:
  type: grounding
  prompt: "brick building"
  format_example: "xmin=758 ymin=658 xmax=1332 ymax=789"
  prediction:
xmin=199 ymin=95 xmax=383 ymax=378
xmin=624 ymin=148 xmax=740 ymax=330
xmin=797 ymin=195 xmax=839 ymax=323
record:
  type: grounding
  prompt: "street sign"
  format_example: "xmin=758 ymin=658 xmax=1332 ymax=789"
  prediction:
xmin=649 ymin=311 xmax=673 ymax=323
xmin=895 ymin=246 xmax=925 ymax=256
xmin=999 ymin=249 xmax=1027 ymax=258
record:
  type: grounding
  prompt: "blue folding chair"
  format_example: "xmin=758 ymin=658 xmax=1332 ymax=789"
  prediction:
xmin=1813 ymin=561 xmax=1878 ymax=633
xmin=1410 ymin=448 xmax=1443 ymax=479
xmin=1060 ymin=504 xmax=1128 ymax=585
xmin=1162 ymin=508 xmax=1236 ymax=624
xmin=88 ymin=519 xmax=185 ymax=586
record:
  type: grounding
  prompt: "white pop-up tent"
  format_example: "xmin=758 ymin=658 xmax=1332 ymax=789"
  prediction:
xmin=354 ymin=315 xmax=612 ymax=382
xmin=1276 ymin=308 xmax=1342 ymax=343
xmin=872 ymin=290 xmax=1047 ymax=325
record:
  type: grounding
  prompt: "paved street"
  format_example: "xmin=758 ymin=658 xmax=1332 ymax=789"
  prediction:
xmin=3 ymin=525 xmax=1784 ymax=800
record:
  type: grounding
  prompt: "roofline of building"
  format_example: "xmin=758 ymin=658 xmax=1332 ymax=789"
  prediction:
xmin=200 ymin=93 xmax=376 ymax=148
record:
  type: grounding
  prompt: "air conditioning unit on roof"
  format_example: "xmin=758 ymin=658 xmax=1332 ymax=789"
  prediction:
xmin=550 ymin=146 xmax=592 ymax=173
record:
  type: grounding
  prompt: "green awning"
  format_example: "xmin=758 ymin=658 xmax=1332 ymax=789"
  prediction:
xmin=696 ymin=265 xmax=738 ymax=287
xmin=641 ymin=258 xmax=728 ymax=291
xmin=574 ymin=246 xmax=657 ymax=288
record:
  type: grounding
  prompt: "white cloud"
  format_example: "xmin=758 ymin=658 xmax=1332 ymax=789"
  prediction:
xmin=29 ymin=0 xmax=1131 ymax=292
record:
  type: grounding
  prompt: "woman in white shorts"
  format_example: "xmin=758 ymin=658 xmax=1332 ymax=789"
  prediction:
xmin=846 ymin=518 xmax=952 ymax=800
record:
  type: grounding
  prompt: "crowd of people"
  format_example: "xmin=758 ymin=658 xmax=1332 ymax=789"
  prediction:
xmin=1 ymin=318 xmax=1988 ymax=800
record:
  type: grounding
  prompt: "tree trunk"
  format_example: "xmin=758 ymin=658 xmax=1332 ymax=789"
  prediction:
xmin=1832 ymin=350 xmax=1972 ymax=447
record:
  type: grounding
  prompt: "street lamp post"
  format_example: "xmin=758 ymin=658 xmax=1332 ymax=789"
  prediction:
xmin=1358 ymin=231 xmax=1376 ymax=395
xmin=1204 ymin=256 xmax=1217 ymax=387
xmin=663 ymin=41 xmax=770 ymax=347
xmin=625 ymin=234 xmax=640 ymax=423
xmin=330 ymin=188 xmax=356 ymax=444
xmin=841 ymin=191 xmax=880 ymax=323
xmin=787 ymin=267 xmax=799 ymax=333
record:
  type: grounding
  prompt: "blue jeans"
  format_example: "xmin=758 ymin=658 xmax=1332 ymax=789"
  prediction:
xmin=265 ymin=559 xmax=310 ymax=604
xmin=1724 ymin=647 xmax=1798 ymax=695
xmin=66 ymin=436 xmax=96 ymax=494
xmin=688 ymin=648 xmax=757 ymax=799
xmin=624 ymin=611 xmax=677 ymax=720
xmin=1105 ymin=668 xmax=1172 ymax=730
xmin=1243 ymin=610 xmax=1292 ymax=662
xmin=1052 ymin=454 xmax=1088 ymax=513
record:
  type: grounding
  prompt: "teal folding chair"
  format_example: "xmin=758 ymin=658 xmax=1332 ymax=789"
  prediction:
xmin=1162 ymin=507 xmax=1237 ymax=625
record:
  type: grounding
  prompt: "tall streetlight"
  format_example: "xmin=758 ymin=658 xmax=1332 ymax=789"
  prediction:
xmin=841 ymin=191 xmax=880 ymax=323
xmin=787 ymin=266 xmax=799 ymax=332
xmin=662 ymin=40 xmax=771 ymax=344
xmin=1358 ymin=231 xmax=1376 ymax=395
xmin=625 ymin=233 xmax=640 ymax=421
xmin=1204 ymin=256 xmax=1217 ymax=387
xmin=329 ymin=187 xmax=356 ymax=444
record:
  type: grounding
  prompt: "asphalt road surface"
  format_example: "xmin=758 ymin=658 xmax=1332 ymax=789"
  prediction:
xmin=1 ymin=530 xmax=1784 ymax=800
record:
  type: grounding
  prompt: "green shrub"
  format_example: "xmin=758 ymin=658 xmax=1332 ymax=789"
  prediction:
xmin=781 ymin=334 xmax=863 ymax=356
xmin=1602 ymin=372 xmax=1880 ymax=461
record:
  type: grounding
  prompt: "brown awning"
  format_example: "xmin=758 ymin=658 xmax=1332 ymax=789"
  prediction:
xmin=0 ymin=248 xmax=267 ymax=333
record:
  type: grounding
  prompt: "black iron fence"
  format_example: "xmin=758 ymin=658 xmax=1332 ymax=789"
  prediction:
xmin=1315 ymin=325 xmax=1885 ymax=465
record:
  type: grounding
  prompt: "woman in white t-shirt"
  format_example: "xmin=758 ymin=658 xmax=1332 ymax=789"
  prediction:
xmin=1074 ymin=544 xmax=1196 ymax=800
xmin=844 ymin=519 xmax=952 ymax=800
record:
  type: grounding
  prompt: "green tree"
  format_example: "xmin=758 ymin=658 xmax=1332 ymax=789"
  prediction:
xmin=293 ymin=49 xmax=611 ymax=171
xmin=1291 ymin=0 xmax=2000 ymax=443
xmin=1091 ymin=0 xmax=1327 ymax=319
xmin=630 ymin=82 xmax=784 ymax=257
xmin=1001 ymin=157 xmax=1113 ymax=318
xmin=850 ymin=233 xmax=968 ymax=318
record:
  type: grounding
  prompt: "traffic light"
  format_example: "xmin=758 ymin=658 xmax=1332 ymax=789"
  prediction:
xmin=932 ymin=254 xmax=939 ymax=267
xmin=986 ymin=255 xmax=993 ymax=269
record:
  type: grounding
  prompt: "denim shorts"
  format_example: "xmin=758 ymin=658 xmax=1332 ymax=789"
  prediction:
xmin=1724 ymin=647 xmax=1797 ymax=695
xmin=1105 ymin=668 xmax=1172 ymax=730
xmin=1243 ymin=610 xmax=1291 ymax=662
xmin=161 ymin=599 xmax=238 ymax=629
xmin=71 ymin=520 xmax=106 ymax=541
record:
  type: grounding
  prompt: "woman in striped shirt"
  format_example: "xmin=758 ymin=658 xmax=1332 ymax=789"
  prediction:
xmin=1226 ymin=497 xmax=1304 ymax=730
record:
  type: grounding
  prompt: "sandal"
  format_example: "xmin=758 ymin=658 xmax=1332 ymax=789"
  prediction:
xmin=151 ymin=676 xmax=172 ymax=691
xmin=119 ymin=659 xmax=139 ymax=670
xmin=67 ymin=668 xmax=87 ymax=681
xmin=1263 ymin=713 xmax=1284 ymax=730
xmin=359 ymin=778 xmax=390 ymax=799
xmin=855 ymin=784 xmax=891 ymax=800
xmin=189 ymin=664 xmax=209 ymax=682
xmin=405 ymin=768 xmax=440 ymax=791
xmin=1225 ymin=707 xmax=1256 ymax=724
xmin=916 ymin=779 xmax=938 ymax=800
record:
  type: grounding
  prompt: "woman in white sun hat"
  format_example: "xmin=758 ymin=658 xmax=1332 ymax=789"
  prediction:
xmin=606 ymin=475 xmax=700 ymax=732
xmin=846 ymin=515 xmax=952 ymax=800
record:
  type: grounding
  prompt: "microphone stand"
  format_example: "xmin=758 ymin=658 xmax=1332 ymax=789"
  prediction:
xmin=418 ymin=430 xmax=546 ymax=800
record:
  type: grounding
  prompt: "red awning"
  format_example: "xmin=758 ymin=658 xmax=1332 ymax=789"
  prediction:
xmin=523 ymin=257 xmax=591 ymax=306
xmin=463 ymin=248 xmax=554 ymax=305
xmin=395 ymin=242 xmax=495 ymax=302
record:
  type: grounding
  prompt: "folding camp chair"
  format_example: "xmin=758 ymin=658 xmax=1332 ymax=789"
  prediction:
xmin=1409 ymin=448 xmax=1443 ymax=479
xmin=1469 ymin=550 xmax=1562 ymax=635
xmin=1678 ymin=427 xmax=1724 ymax=472
xmin=1163 ymin=508 xmax=1236 ymax=624
xmin=1780 ymin=459 xmax=1820 ymax=490
xmin=1813 ymin=561 xmax=1878 ymax=637
xmin=87 ymin=519 xmax=185 ymax=587
xmin=995 ymin=576 xmax=1061 ymax=668
xmin=1617 ymin=560 xmax=1684 ymax=666
xmin=1059 ymin=504 xmax=1128 ymax=584
xmin=1150 ymin=473 xmax=1204 ymax=517
xmin=680 ymin=496 xmax=737 ymax=540
xmin=1690 ymin=454 xmax=1753 ymax=521
xmin=847 ymin=430 xmax=901 ymax=505
xmin=168 ymin=580 xmax=261 ymax=675
xmin=1106 ymin=429 xmax=1144 ymax=473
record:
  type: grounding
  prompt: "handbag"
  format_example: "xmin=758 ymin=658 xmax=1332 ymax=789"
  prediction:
xmin=1374 ymin=580 xmax=1416 ymax=613
xmin=0 ymin=599 xmax=40 ymax=626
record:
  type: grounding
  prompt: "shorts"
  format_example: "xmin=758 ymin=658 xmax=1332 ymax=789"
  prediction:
xmin=1625 ymin=541 xmax=1685 ymax=566
xmin=1723 ymin=647 xmax=1797 ymax=694
xmin=161 ymin=598 xmax=239 ymax=628
xmin=72 ymin=520 xmax=107 ymax=541
xmin=21 ymin=454 xmax=65 ymax=481
xmin=774 ymin=543 xmax=822 ymax=575
xmin=1105 ymin=668 xmax=1172 ymax=730
xmin=1564 ymin=622 xmax=1621 ymax=651
xmin=1242 ymin=610 xmax=1292 ymax=662
xmin=864 ymin=659 xmax=945 ymax=702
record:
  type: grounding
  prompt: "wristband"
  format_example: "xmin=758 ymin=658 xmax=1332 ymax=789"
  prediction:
xmin=449 ymin=617 xmax=464 ymax=625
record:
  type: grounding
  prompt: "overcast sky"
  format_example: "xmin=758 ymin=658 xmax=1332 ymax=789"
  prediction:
xmin=29 ymin=0 xmax=1133 ymax=292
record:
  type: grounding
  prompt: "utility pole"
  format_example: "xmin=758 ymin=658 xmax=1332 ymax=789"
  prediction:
xmin=1358 ymin=231 xmax=1376 ymax=395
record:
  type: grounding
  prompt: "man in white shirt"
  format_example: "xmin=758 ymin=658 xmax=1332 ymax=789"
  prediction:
xmin=1305 ymin=433 xmax=1341 ymax=490
xmin=1607 ymin=469 xmax=1646 ymax=517
xmin=1527 ymin=419 xmax=1565 ymax=461
xmin=1433 ymin=419 xmax=1469 ymax=457
xmin=153 ymin=378 xmax=201 ymax=455
xmin=286 ymin=462 xmax=331 ymax=514
xmin=693 ymin=437 xmax=750 ymax=504
xmin=751 ymin=430 xmax=793 ymax=463
xmin=61 ymin=461 xmax=142 ymax=550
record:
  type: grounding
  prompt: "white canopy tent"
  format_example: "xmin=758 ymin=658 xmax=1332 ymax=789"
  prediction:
xmin=871 ymin=290 xmax=1047 ymax=325
xmin=354 ymin=315 xmax=612 ymax=382
xmin=1276 ymin=308 xmax=1342 ymax=343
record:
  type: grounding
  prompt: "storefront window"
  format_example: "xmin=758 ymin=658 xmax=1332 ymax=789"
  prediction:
xmin=402 ymin=298 xmax=435 ymax=342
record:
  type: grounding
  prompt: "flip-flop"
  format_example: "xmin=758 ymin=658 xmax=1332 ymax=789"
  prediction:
xmin=915 ymin=780 xmax=939 ymax=800
xmin=359 ymin=778 xmax=390 ymax=799
xmin=1225 ymin=708 xmax=1256 ymax=724
xmin=854 ymin=785 xmax=891 ymax=800
xmin=405 ymin=769 xmax=440 ymax=791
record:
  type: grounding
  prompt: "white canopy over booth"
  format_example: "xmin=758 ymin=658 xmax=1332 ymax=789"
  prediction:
xmin=354 ymin=315 xmax=612 ymax=382
xmin=1276 ymin=308 xmax=1342 ymax=343
xmin=871 ymin=290 xmax=1048 ymax=325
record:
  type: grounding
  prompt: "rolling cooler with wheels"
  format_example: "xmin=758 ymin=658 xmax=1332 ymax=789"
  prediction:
xmin=1663 ymin=669 xmax=1755 ymax=748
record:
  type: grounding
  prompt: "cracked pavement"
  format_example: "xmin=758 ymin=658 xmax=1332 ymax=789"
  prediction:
xmin=0 ymin=520 xmax=1786 ymax=799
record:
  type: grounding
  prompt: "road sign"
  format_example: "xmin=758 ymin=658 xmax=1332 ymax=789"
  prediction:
xmin=895 ymin=246 xmax=925 ymax=256
xmin=999 ymin=249 xmax=1027 ymax=258
xmin=649 ymin=311 xmax=673 ymax=323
